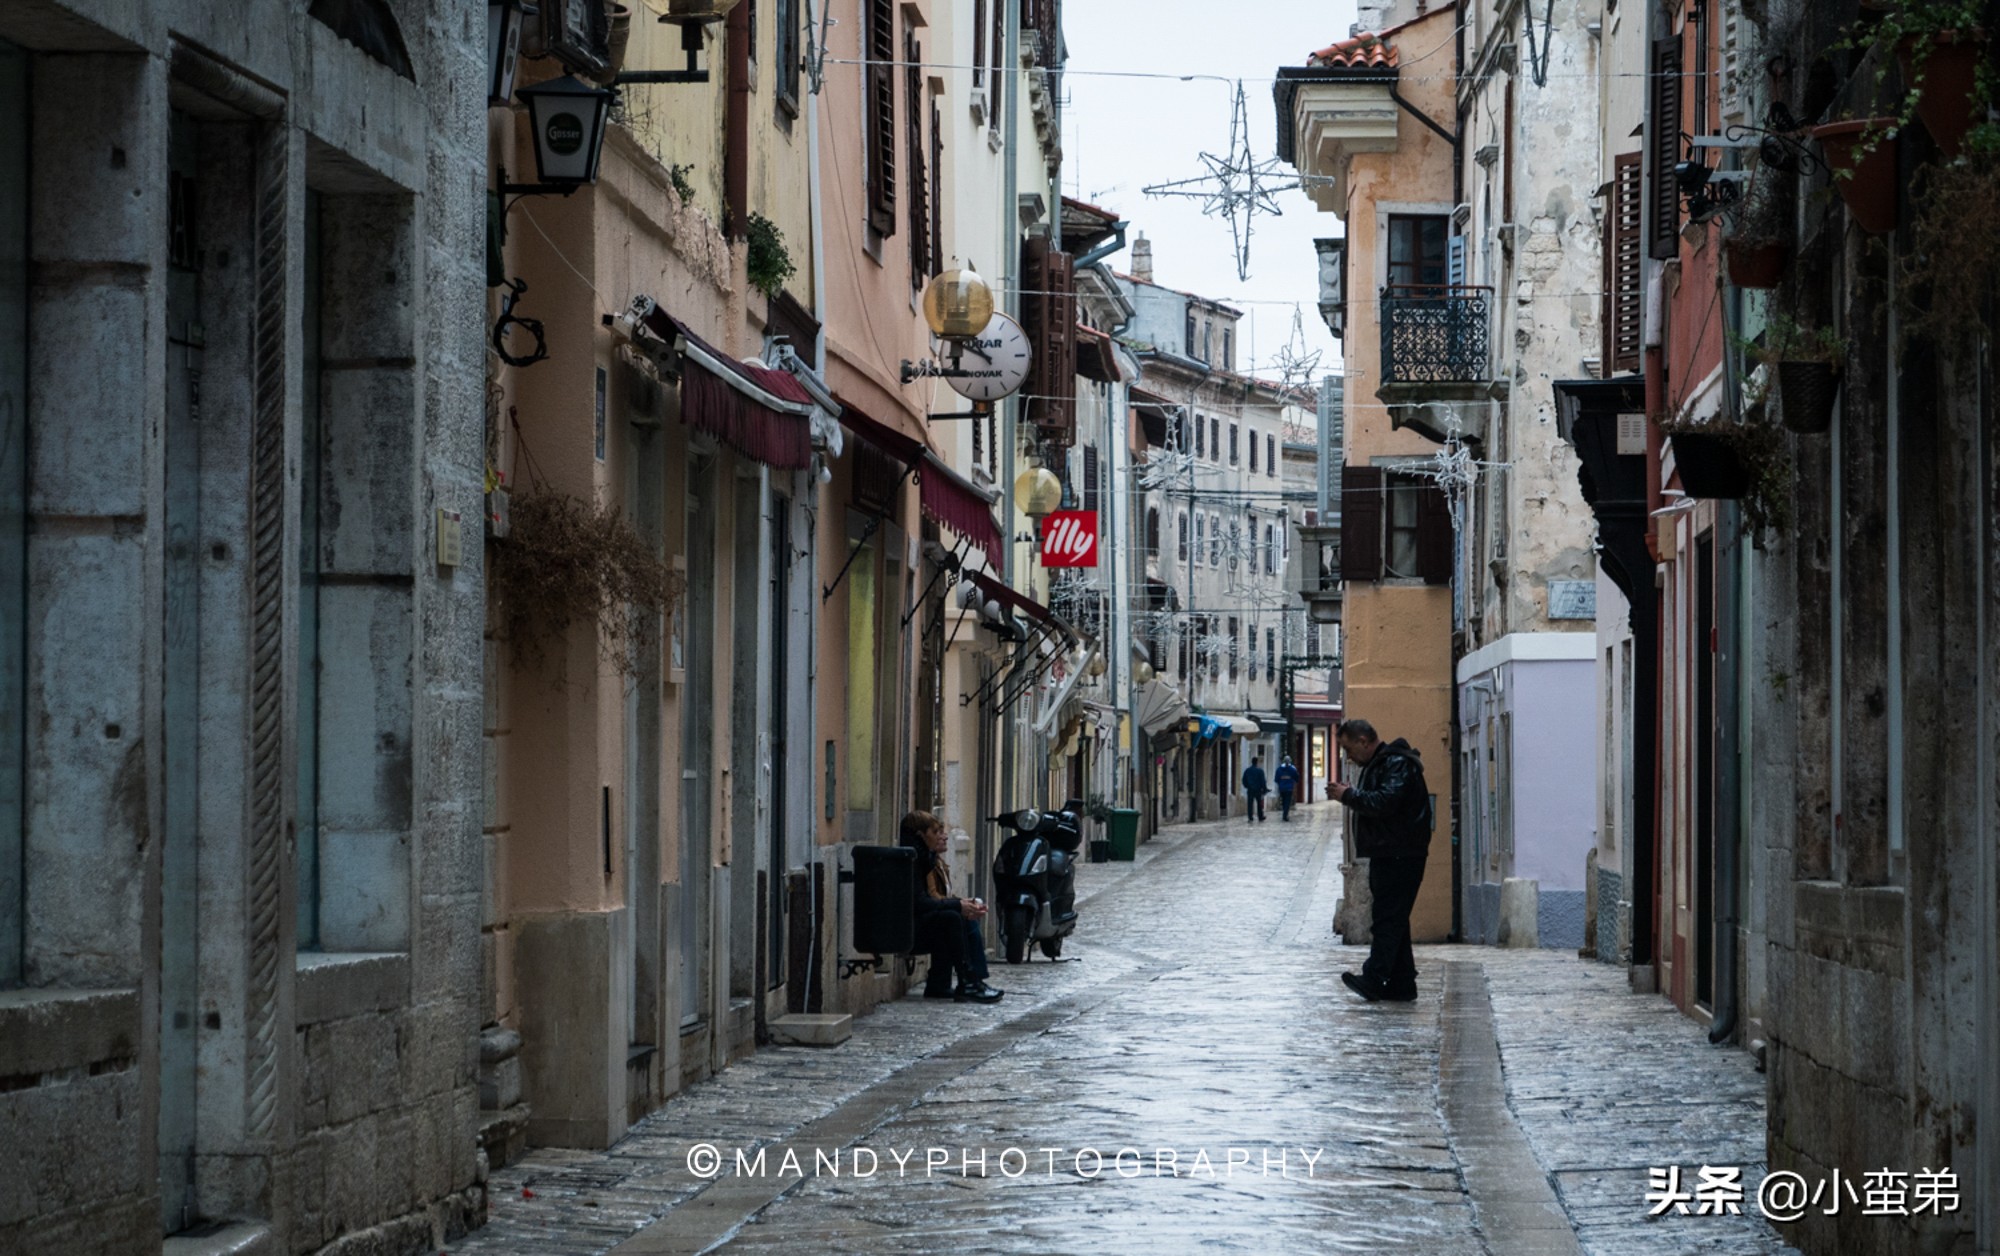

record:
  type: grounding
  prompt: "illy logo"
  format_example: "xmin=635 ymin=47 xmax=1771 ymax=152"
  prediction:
xmin=1041 ymin=511 xmax=1098 ymax=567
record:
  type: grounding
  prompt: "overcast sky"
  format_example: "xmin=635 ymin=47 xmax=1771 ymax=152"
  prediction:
xmin=1060 ymin=0 xmax=1358 ymax=384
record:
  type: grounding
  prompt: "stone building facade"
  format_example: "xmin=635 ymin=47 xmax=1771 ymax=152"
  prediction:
xmin=0 ymin=0 xmax=487 ymax=1252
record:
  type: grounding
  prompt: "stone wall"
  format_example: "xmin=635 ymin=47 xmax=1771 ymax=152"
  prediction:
xmin=0 ymin=1 xmax=486 ymax=1252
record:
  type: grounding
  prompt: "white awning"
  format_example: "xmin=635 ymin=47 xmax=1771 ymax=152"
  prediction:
xmin=1136 ymin=680 xmax=1191 ymax=736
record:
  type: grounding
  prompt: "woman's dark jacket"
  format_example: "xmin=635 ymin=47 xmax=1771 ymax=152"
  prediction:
xmin=900 ymin=836 xmax=962 ymax=916
xmin=1341 ymin=739 xmax=1433 ymax=859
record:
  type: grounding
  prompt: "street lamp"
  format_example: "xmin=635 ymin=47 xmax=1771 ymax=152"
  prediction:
xmin=1014 ymin=467 xmax=1063 ymax=519
xmin=922 ymin=266 xmax=996 ymax=341
xmin=507 ymin=74 xmax=614 ymax=194
xmin=487 ymin=0 xmax=534 ymax=105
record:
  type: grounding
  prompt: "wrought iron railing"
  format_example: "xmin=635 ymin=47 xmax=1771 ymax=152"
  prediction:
xmin=1379 ymin=284 xmax=1493 ymax=385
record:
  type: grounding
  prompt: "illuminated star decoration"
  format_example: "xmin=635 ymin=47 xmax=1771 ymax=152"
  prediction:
xmin=1269 ymin=305 xmax=1324 ymax=403
xmin=1142 ymin=82 xmax=1298 ymax=282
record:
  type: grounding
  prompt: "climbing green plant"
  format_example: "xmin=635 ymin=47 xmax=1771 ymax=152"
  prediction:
xmin=745 ymin=212 xmax=797 ymax=299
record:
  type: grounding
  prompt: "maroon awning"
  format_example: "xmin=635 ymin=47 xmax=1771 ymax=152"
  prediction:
xmin=837 ymin=394 xmax=1002 ymax=563
xmin=641 ymin=304 xmax=814 ymax=469
xmin=920 ymin=455 xmax=1002 ymax=563
xmin=964 ymin=568 xmax=1052 ymax=624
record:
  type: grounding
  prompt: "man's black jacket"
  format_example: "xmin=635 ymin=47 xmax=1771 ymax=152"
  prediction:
xmin=1341 ymin=738 xmax=1432 ymax=859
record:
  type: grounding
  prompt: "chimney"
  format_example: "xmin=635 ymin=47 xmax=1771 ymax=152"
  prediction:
xmin=1132 ymin=232 xmax=1154 ymax=284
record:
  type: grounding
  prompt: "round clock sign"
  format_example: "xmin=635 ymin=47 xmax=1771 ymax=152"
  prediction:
xmin=949 ymin=311 xmax=1031 ymax=402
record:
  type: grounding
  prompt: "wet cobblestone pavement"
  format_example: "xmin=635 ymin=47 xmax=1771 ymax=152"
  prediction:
xmin=456 ymin=806 xmax=1791 ymax=1255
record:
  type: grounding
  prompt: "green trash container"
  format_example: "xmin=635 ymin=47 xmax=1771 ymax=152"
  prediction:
xmin=1107 ymin=808 xmax=1140 ymax=862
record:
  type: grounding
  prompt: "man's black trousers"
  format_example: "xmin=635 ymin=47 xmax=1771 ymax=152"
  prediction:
xmin=1361 ymin=854 xmax=1426 ymax=996
xmin=916 ymin=910 xmax=989 ymax=993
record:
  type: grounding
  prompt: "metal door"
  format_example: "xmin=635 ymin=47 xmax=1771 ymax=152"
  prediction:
xmin=678 ymin=457 xmax=715 ymax=1028
xmin=765 ymin=494 xmax=789 ymax=989
xmin=159 ymin=110 xmax=202 ymax=1235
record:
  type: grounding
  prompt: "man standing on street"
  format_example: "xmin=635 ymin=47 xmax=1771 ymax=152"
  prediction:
xmin=1329 ymin=719 xmax=1432 ymax=1002
xmin=1273 ymin=756 xmax=1300 ymax=821
xmin=1242 ymin=755 xmax=1269 ymax=822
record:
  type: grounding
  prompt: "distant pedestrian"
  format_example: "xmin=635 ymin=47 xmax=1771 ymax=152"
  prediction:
xmin=1273 ymin=756 xmax=1300 ymax=821
xmin=1242 ymin=756 xmax=1268 ymax=822
xmin=1329 ymin=719 xmax=1432 ymax=1003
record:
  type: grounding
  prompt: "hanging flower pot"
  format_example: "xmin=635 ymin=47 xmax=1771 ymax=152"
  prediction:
xmin=1666 ymin=430 xmax=1752 ymax=499
xmin=1724 ymin=237 xmax=1788 ymax=289
xmin=1897 ymin=30 xmax=1987 ymax=160
xmin=1776 ymin=360 xmax=1841 ymax=433
xmin=1812 ymin=119 xmax=1900 ymax=233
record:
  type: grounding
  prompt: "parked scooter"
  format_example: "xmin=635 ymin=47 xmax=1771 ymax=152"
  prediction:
xmin=991 ymin=802 xmax=1082 ymax=962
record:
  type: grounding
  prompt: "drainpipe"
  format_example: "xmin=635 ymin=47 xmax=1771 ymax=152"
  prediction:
xmin=999 ymin=0 xmax=1021 ymax=809
xmin=1708 ymin=229 xmax=1746 ymax=1046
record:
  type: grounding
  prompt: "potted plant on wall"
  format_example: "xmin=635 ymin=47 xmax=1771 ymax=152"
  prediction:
xmin=1812 ymin=117 xmax=1901 ymax=232
xmin=1722 ymin=174 xmax=1791 ymax=289
xmin=1743 ymin=313 xmax=1846 ymax=434
xmin=1657 ymin=410 xmax=1794 ymax=542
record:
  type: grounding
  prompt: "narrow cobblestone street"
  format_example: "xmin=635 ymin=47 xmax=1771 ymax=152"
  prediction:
xmin=454 ymin=806 xmax=1787 ymax=1255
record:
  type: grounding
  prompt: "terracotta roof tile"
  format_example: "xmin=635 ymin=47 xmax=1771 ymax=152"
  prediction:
xmin=1306 ymin=3 xmax=1455 ymax=70
xmin=1307 ymin=34 xmax=1398 ymax=69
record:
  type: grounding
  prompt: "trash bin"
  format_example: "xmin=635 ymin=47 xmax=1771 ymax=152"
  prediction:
xmin=1108 ymin=808 xmax=1140 ymax=862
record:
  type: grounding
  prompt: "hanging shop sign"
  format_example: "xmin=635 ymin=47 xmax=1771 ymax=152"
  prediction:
xmin=1040 ymin=510 xmax=1098 ymax=568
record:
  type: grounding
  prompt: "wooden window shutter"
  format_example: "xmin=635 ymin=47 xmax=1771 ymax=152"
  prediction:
xmin=1607 ymin=151 xmax=1643 ymax=373
xmin=929 ymin=99 xmax=943 ymax=276
xmin=1647 ymin=36 xmax=1682 ymax=260
xmin=1339 ymin=465 xmax=1384 ymax=582
xmin=1416 ymin=483 xmax=1453 ymax=585
xmin=905 ymin=29 xmax=928 ymax=285
xmin=1082 ymin=444 xmax=1099 ymax=512
xmin=1022 ymin=238 xmax=1076 ymax=446
xmin=866 ymin=0 xmax=896 ymax=237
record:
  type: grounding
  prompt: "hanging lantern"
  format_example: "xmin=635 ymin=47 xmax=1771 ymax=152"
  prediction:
xmin=922 ymin=266 xmax=996 ymax=340
xmin=517 ymin=74 xmax=615 ymax=186
xmin=1014 ymin=467 xmax=1063 ymax=519
xmin=488 ymin=0 xmax=530 ymax=105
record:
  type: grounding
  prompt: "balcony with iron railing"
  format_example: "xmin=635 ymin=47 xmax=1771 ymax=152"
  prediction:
xmin=1376 ymin=284 xmax=1502 ymax=445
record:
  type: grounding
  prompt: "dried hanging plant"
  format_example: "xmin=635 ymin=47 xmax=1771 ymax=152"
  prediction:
xmin=490 ymin=483 xmax=682 ymax=680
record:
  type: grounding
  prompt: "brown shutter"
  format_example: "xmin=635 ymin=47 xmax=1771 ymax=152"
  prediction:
xmin=905 ymin=30 xmax=928 ymax=285
xmin=1022 ymin=238 xmax=1076 ymax=447
xmin=866 ymin=0 xmax=896 ymax=237
xmin=1340 ymin=465 xmax=1383 ymax=582
xmin=1416 ymin=483 xmax=1453 ymax=585
xmin=1082 ymin=444 xmax=1099 ymax=512
xmin=1647 ymin=36 xmax=1682 ymax=260
xmin=1607 ymin=151 xmax=1643 ymax=373
xmin=929 ymin=99 xmax=943 ymax=275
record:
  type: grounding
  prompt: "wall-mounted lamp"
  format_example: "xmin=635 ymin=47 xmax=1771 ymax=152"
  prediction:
xmin=502 ymin=74 xmax=615 ymax=196
xmin=488 ymin=0 xmax=536 ymax=104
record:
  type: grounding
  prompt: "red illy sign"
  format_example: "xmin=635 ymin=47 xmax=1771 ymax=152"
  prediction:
xmin=1040 ymin=510 xmax=1098 ymax=567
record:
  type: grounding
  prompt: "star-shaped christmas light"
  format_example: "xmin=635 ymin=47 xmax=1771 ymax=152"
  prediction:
xmin=1142 ymin=82 xmax=1299 ymax=282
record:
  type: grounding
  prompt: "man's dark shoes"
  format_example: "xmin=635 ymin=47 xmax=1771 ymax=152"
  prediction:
xmin=1340 ymin=971 xmax=1383 ymax=1002
xmin=955 ymin=981 xmax=1004 ymax=1003
xmin=1382 ymin=985 xmax=1419 ymax=1002
xmin=922 ymin=982 xmax=955 ymax=1000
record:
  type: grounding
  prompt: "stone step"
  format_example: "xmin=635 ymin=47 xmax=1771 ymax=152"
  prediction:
xmin=767 ymin=1012 xmax=852 ymax=1047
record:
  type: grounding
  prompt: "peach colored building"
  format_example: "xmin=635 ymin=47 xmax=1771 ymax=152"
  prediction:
xmin=1278 ymin=4 xmax=1460 ymax=941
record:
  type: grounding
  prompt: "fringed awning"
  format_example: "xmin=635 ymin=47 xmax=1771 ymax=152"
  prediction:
xmin=836 ymin=393 xmax=1003 ymax=563
xmin=639 ymin=302 xmax=814 ymax=469
xmin=920 ymin=454 xmax=1002 ymax=563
